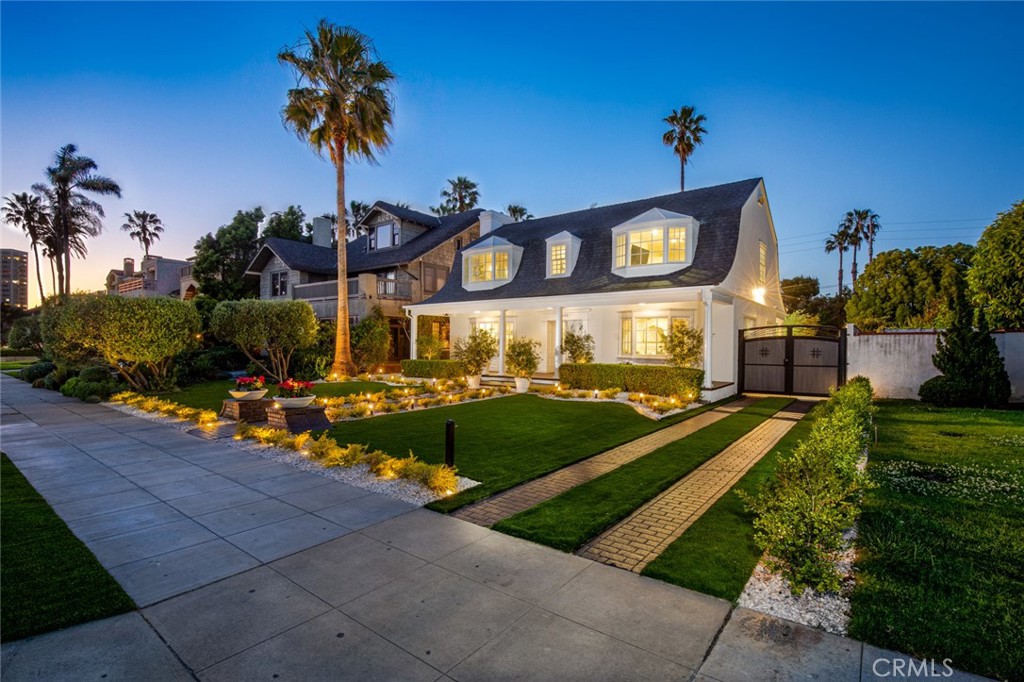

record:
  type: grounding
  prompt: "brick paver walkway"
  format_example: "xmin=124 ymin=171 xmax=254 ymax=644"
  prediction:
xmin=579 ymin=401 xmax=813 ymax=572
xmin=452 ymin=398 xmax=757 ymax=527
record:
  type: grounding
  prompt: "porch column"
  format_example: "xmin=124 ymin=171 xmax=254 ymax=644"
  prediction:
xmin=702 ymin=288 xmax=714 ymax=389
xmin=554 ymin=305 xmax=564 ymax=377
xmin=498 ymin=309 xmax=507 ymax=375
xmin=409 ymin=313 xmax=418 ymax=360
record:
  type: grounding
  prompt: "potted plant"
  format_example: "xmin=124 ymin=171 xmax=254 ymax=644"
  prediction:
xmin=452 ymin=328 xmax=498 ymax=389
xmin=275 ymin=378 xmax=316 ymax=408
xmin=229 ymin=375 xmax=268 ymax=401
xmin=506 ymin=337 xmax=540 ymax=393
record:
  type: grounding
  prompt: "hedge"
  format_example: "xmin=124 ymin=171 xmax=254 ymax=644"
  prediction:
xmin=401 ymin=359 xmax=467 ymax=379
xmin=558 ymin=363 xmax=703 ymax=399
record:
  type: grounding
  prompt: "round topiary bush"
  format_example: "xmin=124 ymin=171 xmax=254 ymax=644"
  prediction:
xmin=79 ymin=365 xmax=113 ymax=383
xmin=19 ymin=361 xmax=56 ymax=382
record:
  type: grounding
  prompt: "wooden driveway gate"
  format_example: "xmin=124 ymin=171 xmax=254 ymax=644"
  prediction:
xmin=738 ymin=325 xmax=847 ymax=397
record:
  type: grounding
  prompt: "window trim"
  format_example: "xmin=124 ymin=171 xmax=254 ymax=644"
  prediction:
xmin=545 ymin=231 xmax=581 ymax=279
xmin=461 ymin=237 xmax=524 ymax=291
xmin=610 ymin=211 xmax=699 ymax=278
xmin=270 ymin=271 xmax=289 ymax=298
xmin=617 ymin=310 xmax=696 ymax=360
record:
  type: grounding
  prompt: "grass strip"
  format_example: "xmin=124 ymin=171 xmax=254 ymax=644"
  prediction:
xmin=165 ymin=378 xmax=392 ymax=412
xmin=848 ymin=401 xmax=1024 ymax=682
xmin=1 ymin=453 xmax=135 ymax=642
xmin=641 ymin=404 xmax=818 ymax=601
xmin=326 ymin=393 xmax=735 ymax=514
xmin=493 ymin=397 xmax=793 ymax=552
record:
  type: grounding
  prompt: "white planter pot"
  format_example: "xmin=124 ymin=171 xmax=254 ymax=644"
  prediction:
xmin=466 ymin=375 xmax=482 ymax=389
xmin=275 ymin=396 xmax=316 ymax=409
xmin=514 ymin=377 xmax=531 ymax=394
xmin=229 ymin=389 xmax=268 ymax=401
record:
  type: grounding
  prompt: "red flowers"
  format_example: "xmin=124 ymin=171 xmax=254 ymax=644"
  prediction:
xmin=236 ymin=376 xmax=266 ymax=391
xmin=277 ymin=379 xmax=315 ymax=398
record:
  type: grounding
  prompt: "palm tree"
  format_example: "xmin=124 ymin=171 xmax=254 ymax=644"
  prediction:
xmin=841 ymin=210 xmax=869 ymax=284
xmin=824 ymin=226 xmax=851 ymax=293
xmin=279 ymin=19 xmax=395 ymax=377
xmin=3 ymin=192 xmax=51 ymax=302
xmin=431 ymin=176 xmax=479 ymax=215
xmin=506 ymin=204 xmax=533 ymax=222
xmin=121 ymin=210 xmax=164 ymax=257
xmin=662 ymin=106 xmax=707 ymax=191
xmin=862 ymin=210 xmax=881 ymax=263
xmin=32 ymin=144 xmax=121 ymax=296
xmin=345 ymin=200 xmax=372 ymax=239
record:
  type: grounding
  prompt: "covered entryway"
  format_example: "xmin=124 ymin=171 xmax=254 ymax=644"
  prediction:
xmin=738 ymin=325 xmax=847 ymax=396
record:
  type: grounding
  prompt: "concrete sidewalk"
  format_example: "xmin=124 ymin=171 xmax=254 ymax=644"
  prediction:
xmin=0 ymin=375 xmax=987 ymax=681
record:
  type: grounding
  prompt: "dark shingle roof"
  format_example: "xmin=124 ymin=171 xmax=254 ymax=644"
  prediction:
xmin=248 ymin=206 xmax=482 ymax=277
xmin=369 ymin=202 xmax=440 ymax=228
xmin=420 ymin=178 xmax=762 ymax=305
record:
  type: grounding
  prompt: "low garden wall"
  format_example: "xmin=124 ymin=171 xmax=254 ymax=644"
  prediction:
xmin=846 ymin=326 xmax=1024 ymax=402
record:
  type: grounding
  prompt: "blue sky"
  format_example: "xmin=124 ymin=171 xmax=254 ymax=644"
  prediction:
xmin=2 ymin=2 xmax=1022 ymax=305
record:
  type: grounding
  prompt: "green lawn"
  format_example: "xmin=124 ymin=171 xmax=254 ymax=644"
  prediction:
xmin=848 ymin=402 xmax=1024 ymax=682
xmin=0 ymin=361 xmax=35 ymax=371
xmin=331 ymin=394 xmax=733 ymax=513
xmin=642 ymin=405 xmax=818 ymax=601
xmin=1 ymin=453 xmax=135 ymax=642
xmin=166 ymin=379 xmax=392 ymax=412
xmin=493 ymin=397 xmax=793 ymax=552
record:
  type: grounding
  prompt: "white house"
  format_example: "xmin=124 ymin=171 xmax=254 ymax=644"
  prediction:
xmin=405 ymin=178 xmax=786 ymax=401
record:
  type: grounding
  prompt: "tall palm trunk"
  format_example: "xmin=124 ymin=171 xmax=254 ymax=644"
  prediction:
xmin=331 ymin=152 xmax=355 ymax=377
xmin=31 ymin=243 xmax=45 ymax=302
xmin=837 ymin=250 xmax=844 ymax=293
xmin=851 ymin=246 xmax=859 ymax=286
xmin=49 ymin=258 xmax=56 ymax=298
xmin=868 ymin=238 xmax=874 ymax=263
xmin=679 ymin=160 xmax=685 ymax=192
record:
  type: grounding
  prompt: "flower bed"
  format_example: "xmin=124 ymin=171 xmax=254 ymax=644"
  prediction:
xmin=528 ymin=383 xmax=700 ymax=420
xmin=234 ymin=424 xmax=463 ymax=496
xmin=109 ymin=391 xmax=219 ymax=426
xmin=320 ymin=381 xmax=513 ymax=421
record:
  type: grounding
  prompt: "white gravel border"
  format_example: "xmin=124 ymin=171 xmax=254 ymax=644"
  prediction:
xmin=531 ymin=391 xmax=701 ymax=420
xmin=103 ymin=400 xmax=480 ymax=505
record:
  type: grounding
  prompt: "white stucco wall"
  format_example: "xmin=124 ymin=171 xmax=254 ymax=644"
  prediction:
xmin=718 ymin=181 xmax=786 ymax=318
xmin=847 ymin=329 xmax=1024 ymax=402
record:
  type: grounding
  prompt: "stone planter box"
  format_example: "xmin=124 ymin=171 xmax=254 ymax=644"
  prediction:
xmin=221 ymin=398 xmax=274 ymax=423
xmin=266 ymin=404 xmax=331 ymax=433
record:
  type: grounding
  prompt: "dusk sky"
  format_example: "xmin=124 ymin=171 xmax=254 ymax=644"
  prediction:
xmin=2 ymin=1 xmax=1022 ymax=307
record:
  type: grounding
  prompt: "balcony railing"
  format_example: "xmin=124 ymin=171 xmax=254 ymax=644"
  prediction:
xmin=291 ymin=278 xmax=359 ymax=301
xmin=117 ymin=277 xmax=156 ymax=294
xmin=377 ymin=278 xmax=412 ymax=300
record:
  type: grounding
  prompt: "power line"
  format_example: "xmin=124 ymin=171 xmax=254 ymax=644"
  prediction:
xmin=778 ymin=224 xmax=985 ymax=244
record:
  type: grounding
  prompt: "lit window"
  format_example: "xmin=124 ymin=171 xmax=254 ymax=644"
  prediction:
xmin=620 ymin=318 xmax=632 ymax=355
xmin=636 ymin=317 xmax=669 ymax=356
xmin=469 ymin=252 xmax=493 ymax=282
xmin=629 ymin=228 xmax=664 ymax=265
xmin=550 ymin=244 xmax=567 ymax=275
xmin=759 ymin=241 xmax=768 ymax=285
xmin=615 ymin=234 xmax=627 ymax=268
xmin=668 ymin=228 xmax=686 ymax=262
xmin=494 ymin=251 xmax=509 ymax=280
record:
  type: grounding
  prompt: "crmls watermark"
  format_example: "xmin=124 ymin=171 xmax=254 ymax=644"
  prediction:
xmin=871 ymin=657 xmax=955 ymax=678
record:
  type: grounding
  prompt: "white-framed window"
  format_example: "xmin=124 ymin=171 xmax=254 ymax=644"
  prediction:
xmin=270 ymin=271 xmax=289 ymax=297
xmin=758 ymin=240 xmax=768 ymax=285
xmin=370 ymin=222 xmax=398 ymax=250
xmin=549 ymin=243 xmax=567 ymax=276
xmin=618 ymin=310 xmax=695 ymax=359
xmin=611 ymin=209 xmax=698 ymax=277
xmin=468 ymin=250 xmax=511 ymax=283
xmin=545 ymin=231 xmax=581 ymax=279
xmin=461 ymin=236 xmax=523 ymax=291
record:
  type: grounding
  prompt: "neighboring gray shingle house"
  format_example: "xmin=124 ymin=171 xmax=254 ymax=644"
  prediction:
xmin=406 ymin=178 xmax=786 ymax=400
xmin=245 ymin=205 xmax=483 ymax=361
xmin=105 ymin=255 xmax=190 ymax=298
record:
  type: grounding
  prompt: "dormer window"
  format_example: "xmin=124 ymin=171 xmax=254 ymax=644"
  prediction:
xmin=461 ymin=236 xmax=523 ymax=291
xmin=369 ymin=221 xmax=399 ymax=250
xmin=611 ymin=208 xmax=699 ymax=278
xmin=545 ymin=231 xmax=582 ymax=279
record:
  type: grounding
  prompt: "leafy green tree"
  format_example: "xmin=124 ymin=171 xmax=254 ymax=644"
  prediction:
xmin=262 ymin=205 xmax=307 ymax=242
xmin=350 ymin=306 xmax=391 ymax=372
xmin=121 ymin=210 xmax=164 ymax=257
xmin=506 ymin=204 xmax=533 ymax=222
xmin=432 ymin=177 xmax=479 ymax=216
xmin=3 ymin=192 xmax=51 ymax=302
xmin=780 ymin=276 xmax=820 ymax=313
xmin=210 ymin=299 xmax=318 ymax=381
xmin=40 ymin=294 xmax=104 ymax=366
xmin=968 ymin=199 xmax=1024 ymax=329
xmin=846 ymin=244 xmax=974 ymax=330
xmin=32 ymin=144 xmax=121 ymax=296
xmin=192 ymin=207 xmax=264 ymax=300
xmin=7 ymin=315 xmax=43 ymax=353
xmin=279 ymin=19 xmax=396 ymax=377
xmin=804 ymin=294 xmax=848 ymax=328
xmin=559 ymin=325 xmax=594 ymax=363
xmin=661 ymin=320 xmax=703 ymax=368
xmin=662 ymin=105 xmax=707 ymax=191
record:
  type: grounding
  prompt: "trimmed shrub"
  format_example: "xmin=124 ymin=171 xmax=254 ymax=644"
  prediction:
xmin=350 ymin=306 xmax=391 ymax=373
xmin=740 ymin=378 xmax=874 ymax=594
xmin=452 ymin=328 xmax=498 ymax=376
xmin=211 ymin=299 xmax=318 ymax=382
xmin=19 ymin=361 xmax=56 ymax=383
xmin=79 ymin=365 xmax=114 ymax=383
xmin=401 ymin=359 xmax=467 ymax=379
xmin=416 ymin=334 xmax=446 ymax=360
xmin=662 ymin=320 xmax=704 ymax=368
xmin=559 ymin=363 xmax=703 ymax=399
xmin=505 ymin=338 xmax=540 ymax=378
xmin=8 ymin=316 xmax=44 ymax=354
xmin=60 ymin=377 xmax=118 ymax=402
xmin=559 ymin=326 xmax=594 ymax=364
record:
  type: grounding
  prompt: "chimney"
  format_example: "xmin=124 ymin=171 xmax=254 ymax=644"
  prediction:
xmin=123 ymin=257 xmax=134 ymax=276
xmin=478 ymin=210 xmax=514 ymax=236
xmin=312 ymin=216 xmax=333 ymax=248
